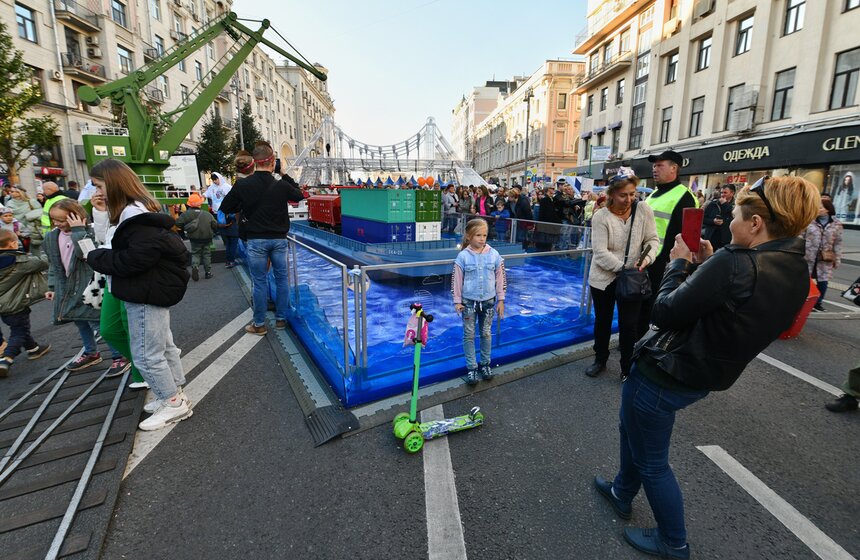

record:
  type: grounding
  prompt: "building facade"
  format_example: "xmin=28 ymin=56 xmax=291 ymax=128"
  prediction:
xmin=277 ymin=62 xmax=335 ymax=160
xmin=3 ymin=0 xmax=329 ymax=192
xmin=450 ymin=81 xmax=510 ymax=163
xmin=471 ymin=60 xmax=585 ymax=188
xmin=574 ymin=0 xmax=860 ymax=224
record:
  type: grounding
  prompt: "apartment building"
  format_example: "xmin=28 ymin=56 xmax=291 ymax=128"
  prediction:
xmin=450 ymin=81 xmax=511 ymax=162
xmin=574 ymin=0 xmax=860 ymax=224
xmin=471 ymin=59 xmax=585 ymax=188
xmin=277 ymin=62 xmax=334 ymax=159
xmin=4 ymin=0 xmax=329 ymax=192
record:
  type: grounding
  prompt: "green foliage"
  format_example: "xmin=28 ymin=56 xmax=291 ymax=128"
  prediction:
xmin=111 ymin=97 xmax=173 ymax=143
xmin=197 ymin=112 xmax=235 ymax=175
xmin=0 ymin=20 xmax=59 ymax=180
xmin=236 ymin=102 xmax=263 ymax=150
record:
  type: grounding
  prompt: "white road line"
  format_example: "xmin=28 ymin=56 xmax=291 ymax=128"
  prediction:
xmin=822 ymin=298 xmax=860 ymax=312
xmin=698 ymin=445 xmax=856 ymax=560
xmin=422 ymin=405 xmax=468 ymax=560
xmin=124 ymin=333 xmax=264 ymax=478
xmin=181 ymin=308 xmax=253 ymax=374
xmin=757 ymin=354 xmax=842 ymax=396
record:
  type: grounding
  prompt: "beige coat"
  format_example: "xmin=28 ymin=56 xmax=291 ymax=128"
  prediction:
xmin=589 ymin=203 xmax=660 ymax=291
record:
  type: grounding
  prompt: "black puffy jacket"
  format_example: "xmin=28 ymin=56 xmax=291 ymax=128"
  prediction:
xmin=87 ymin=213 xmax=190 ymax=307
xmin=633 ymin=237 xmax=809 ymax=391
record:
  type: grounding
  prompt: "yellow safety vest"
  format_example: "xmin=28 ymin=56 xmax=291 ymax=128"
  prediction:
xmin=645 ymin=184 xmax=699 ymax=253
xmin=41 ymin=195 xmax=69 ymax=234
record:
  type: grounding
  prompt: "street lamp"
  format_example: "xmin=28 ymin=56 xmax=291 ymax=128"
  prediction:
xmin=230 ymin=77 xmax=244 ymax=150
xmin=522 ymin=87 xmax=534 ymax=191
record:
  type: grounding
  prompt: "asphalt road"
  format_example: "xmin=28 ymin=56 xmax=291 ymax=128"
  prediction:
xmin=94 ymin=254 xmax=859 ymax=560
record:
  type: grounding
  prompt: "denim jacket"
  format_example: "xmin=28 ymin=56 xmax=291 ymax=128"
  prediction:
xmin=452 ymin=245 xmax=506 ymax=304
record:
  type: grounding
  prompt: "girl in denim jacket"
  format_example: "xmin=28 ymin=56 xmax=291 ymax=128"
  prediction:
xmin=452 ymin=219 xmax=507 ymax=385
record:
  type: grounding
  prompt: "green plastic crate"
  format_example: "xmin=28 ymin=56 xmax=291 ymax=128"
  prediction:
xmin=415 ymin=190 xmax=442 ymax=222
xmin=340 ymin=189 xmax=416 ymax=223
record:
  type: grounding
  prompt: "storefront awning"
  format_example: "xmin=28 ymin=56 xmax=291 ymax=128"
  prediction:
xmin=609 ymin=121 xmax=623 ymax=130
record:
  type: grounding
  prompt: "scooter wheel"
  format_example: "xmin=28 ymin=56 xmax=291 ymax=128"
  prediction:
xmin=403 ymin=431 xmax=424 ymax=453
xmin=393 ymin=412 xmax=410 ymax=423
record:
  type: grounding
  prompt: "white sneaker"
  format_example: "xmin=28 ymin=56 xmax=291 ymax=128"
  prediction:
xmin=144 ymin=389 xmax=191 ymax=414
xmin=138 ymin=396 xmax=192 ymax=431
xmin=129 ymin=381 xmax=150 ymax=390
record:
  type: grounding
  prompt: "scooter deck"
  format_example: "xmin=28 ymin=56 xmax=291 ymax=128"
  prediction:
xmin=419 ymin=409 xmax=484 ymax=440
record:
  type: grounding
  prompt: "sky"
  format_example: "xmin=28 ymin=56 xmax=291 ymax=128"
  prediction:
xmin=234 ymin=0 xmax=588 ymax=146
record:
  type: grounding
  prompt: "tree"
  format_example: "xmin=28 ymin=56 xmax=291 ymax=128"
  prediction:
xmin=0 ymin=20 xmax=59 ymax=187
xmin=236 ymin=101 xmax=263 ymax=150
xmin=197 ymin=112 xmax=235 ymax=175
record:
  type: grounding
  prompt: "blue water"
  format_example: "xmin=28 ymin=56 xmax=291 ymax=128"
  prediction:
xmin=286 ymin=247 xmax=598 ymax=407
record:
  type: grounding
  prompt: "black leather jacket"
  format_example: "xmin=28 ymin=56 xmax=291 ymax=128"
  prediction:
xmin=633 ymin=237 xmax=809 ymax=391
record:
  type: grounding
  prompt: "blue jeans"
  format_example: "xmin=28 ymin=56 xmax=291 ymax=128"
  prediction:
xmin=125 ymin=302 xmax=185 ymax=401
xmin=223 ymin=236 xmax=239 ymax=263
xmin=246 ymin=238 xmax=289 ymax=327
xmin=461 ymin=297 xmax=495 ymax=371
xmin=613 ymin=365 xmax=709 ymax=547
xmin=1 ymin=309 xmax=36 ymax=358
xmin=74 ymin=320 xmax=121 ymax=358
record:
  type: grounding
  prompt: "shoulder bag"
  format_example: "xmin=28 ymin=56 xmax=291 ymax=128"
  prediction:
xmin=841 ymin=276 xmax=860 ymax=307
xmin=615 ymin=202 xmax=653 ymax=302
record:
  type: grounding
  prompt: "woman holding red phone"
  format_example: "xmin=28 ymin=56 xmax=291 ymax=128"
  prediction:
xmin=594 ymin=176 xmax=820 ymax=559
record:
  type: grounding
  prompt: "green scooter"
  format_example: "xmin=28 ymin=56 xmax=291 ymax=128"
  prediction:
xmin=393 ymin=303 xmax=484 ymax=453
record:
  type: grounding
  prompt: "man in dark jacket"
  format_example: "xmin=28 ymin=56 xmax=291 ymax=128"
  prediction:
xmin=701 ymin=184 xmax=735 ymax=251
xmin=536 ymin=186 xmax=562 ymax=251
xmin=508 ymin=187 xmax=534 ymax=250
xmin=220 ymin=141 xmax=304 ymax=336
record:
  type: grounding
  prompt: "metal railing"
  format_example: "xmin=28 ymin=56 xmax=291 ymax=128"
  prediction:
xmin=61 ymin=52 xmax=106 ymax=78
xmin=54 ymin=0 xmax=101 ymax=29
xmin=577 ymin=50 xmax=634 ymax=87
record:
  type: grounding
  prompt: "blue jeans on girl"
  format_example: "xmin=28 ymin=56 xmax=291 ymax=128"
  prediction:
xmin=74 ymin=320 xmax=121 ymax=358
xmin=461 ymin=297 xmax=495 ymax=371
xmin=125 ymin=302 xmax=185 ymax=401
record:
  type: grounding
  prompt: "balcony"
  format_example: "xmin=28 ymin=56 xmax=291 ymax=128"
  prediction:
xmin=145 ymin=87 xmax=165 ymax=104
xmin=574 ymin=0 xmax=648 ymax=54
xmin=216 ymin=89 xmax=231 ymax=101
xmin=221 ymin=118 xmax=234 ymax=129
xmin=574 ymin=50 xmax=634 ymax=93
xmin=61 ymin=52 xmax=108 ymax=83
xmin=54 ymin=0 xmax=101 ymax=33
xmin=254 ymin=88 xmax=264 ymax=99
xmin=143 ymin=44 xmax=160 ymax=62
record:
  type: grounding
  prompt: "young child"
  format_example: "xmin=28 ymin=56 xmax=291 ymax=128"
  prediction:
xmin=44 ymin=199 xmax=131 ymax=376
xmin=489 ymin=199 xmax=511 ymax=241
xmin=0 ymin=229 xmax=51 ymax=376
xmin=176 ymin=192 xmax=217 ymax=281
xmin=452 ymin=218 xmax=507 ymax=385
xmin=0 ymin=207 xmax=22 ymax=249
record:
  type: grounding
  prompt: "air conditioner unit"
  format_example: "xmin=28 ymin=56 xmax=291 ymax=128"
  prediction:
xmin=662 ymin=18 xmax=680 ymax=38
xmin=87 ymin=47 xmax=102 ymax=58
xmin=729 ymin=107 xmax=755 ymax=132
xmin=694 ymin=0 xmax=715 ymax=19
xmin=50 ymin=70 xmax=63 ymax=81
xmin=85 ymin=36 xmax=100 ymax=46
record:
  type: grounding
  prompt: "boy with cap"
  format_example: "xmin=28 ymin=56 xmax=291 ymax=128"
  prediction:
xmin=0 ymin=230 xmax=51 ymax=376
xmin=175 ymin=193 xmax=217 ymax=281
xmin=638 ymin=150 xmax=699 ymax=339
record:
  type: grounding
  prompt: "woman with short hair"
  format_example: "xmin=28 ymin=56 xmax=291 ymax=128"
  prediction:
xmin=595 ymin=175 xmax=820 ymax=559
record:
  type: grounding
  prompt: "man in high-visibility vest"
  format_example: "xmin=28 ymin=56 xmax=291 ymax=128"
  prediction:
xmin=39 ymin=182 xmax=69 ymax=235
xmin=637 ymin=150 xmax=699 ymax=338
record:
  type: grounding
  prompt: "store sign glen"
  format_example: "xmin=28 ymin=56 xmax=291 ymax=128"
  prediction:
xmin=822 ymin=135 xmax=860 ymax=152
xmin=723 ymin=146 xmax=770 ymax=162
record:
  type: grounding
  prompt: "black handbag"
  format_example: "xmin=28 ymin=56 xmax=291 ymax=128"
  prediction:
xmin=615 ymin=202 xmax=653 ymax=302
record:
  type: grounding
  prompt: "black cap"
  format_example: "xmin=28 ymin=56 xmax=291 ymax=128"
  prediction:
xmin=647 ymin=150 xmax=683 ymax=166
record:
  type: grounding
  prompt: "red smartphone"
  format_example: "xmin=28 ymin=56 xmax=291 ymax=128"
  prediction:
xmin=681 ymin=207 xmax=704 ymax=253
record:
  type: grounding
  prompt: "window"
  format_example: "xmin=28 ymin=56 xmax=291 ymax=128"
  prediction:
xmin=72 ymin=80 xmax=92 ymax=113
xmin=616 ymin=79 xmax=625 ymax=104
xmin=611 ymin=128 xmax=620 ymax=153
xmin=638 ymin=26 xmax=652 ymax=54
xmin=690 ymin=96 xmax=704 ymax=137
xmin=830 ymin=47 xmax=860 ymax=109
xmin=589 ymin=51 xmax=600 ymax=74
xmin=726 ymin=84 xmax=745 ymax=129
xmin=848 ymin=0 xmax=860 ymax=11
xmin=16 ymin=4 xmax=37 ymax=43
xmin=27 ymin=65 xmax=44 ymax=97
xmin=660 ymin=107 xmax=672 ymax=143
xmin=178 ymin=59 xmax=186 ymax=72
xmin=633 ymin=83 xmax=647 ymax=105
xmin=586 ymin=95 xmax=593 ymax=116
xmin=154 ymin=35 xmax=165 ymax=56
xmin=173 ymin=14 xmax=183 ymax=33
xmin=557 ymin=92 xmax=567 ymax=110
xmin=181 ymin=84 xmax=189 ymax=103
xmin=771 ymin=68 xmax=796 ymax=120
xmin=603 ymin=41 xmax=614 ymax=66
xmin=619 ymin=28 xmax=631 ymax=53
xmin=639 ymin=5 xmax=654 ymax=26
xmin=600 ymin=88 xmax=608 ymax=111
xmin=195 ymin=60 xmax=203 ymax=81
xmin=784 ymin=0 xmax=805 ymax=35
xmin=207 ymin=42 xmax=214 ymax=60
xmin=597 ymin=132 xmax=604 ymax=146
xmin=669 ymin=0 xmax=680 ymax=19
xmin=697 ymin=35 xmax=712 ymax=71
xmin=157 ymin=75 xmax=169 ymax=98
xmin=117 ymin=45 xmax=133 ymax=74
xmin=151 ymin=0 xmax=160 ymax=21
xmin=666 ymin=52 xmax=679 ymax=84
xmin=629 ymin=106 xmax=645 ymax=150
xmin=736 ymin=15 xmax=753 ymax=55
xmin=636 ymin=54 xmax=650 ymax=79
xmin=583 ymin=137 xmax=591 ymax=160
xmin=111 ymin=0 xmax=127 ymax=27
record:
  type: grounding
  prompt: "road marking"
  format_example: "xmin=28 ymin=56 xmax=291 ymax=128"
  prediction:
xmin=124 ymin=333 xmax=263 ymax=477
xmin=422 ymin=405 xmax=468 ymax=560
xmin=698 ymin=445 xmax=856 ymax=560
xmin=757 ymin=354 xmax=842 ymax=396
xmin=181 ymin=308 xmax=253 ymax=374
xmin=822 ymin=298 xmax=860 ymax=312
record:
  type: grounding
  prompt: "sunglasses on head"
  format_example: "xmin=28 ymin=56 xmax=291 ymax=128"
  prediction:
xmin=749 ymin=176 xmax=775 ymax=221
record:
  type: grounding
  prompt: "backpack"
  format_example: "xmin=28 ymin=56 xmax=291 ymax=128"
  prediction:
xmin=184 ymin=210 xmax=201 ymax=233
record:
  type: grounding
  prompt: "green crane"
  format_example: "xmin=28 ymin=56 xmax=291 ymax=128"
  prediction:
xmin=76 ymin=12 xmax=325 ymax=200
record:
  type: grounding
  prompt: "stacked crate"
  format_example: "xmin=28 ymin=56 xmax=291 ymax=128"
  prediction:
xmin=340 ymin=190 xmax=417 ymax=243
xmin=414 ymin=191 xmax=442 ymax=242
